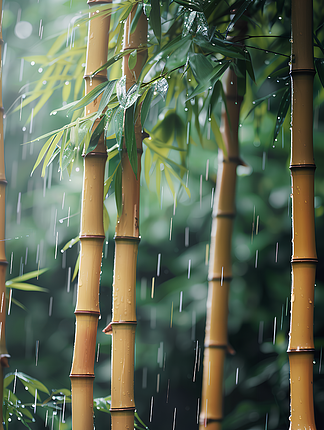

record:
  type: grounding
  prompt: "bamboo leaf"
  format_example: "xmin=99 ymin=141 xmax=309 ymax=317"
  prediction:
xmin=6 ymin=268 xmax=48 ymax=284
xmin=167 ymin=163 xmax=191 ymax=198
xmin=128 ymin=50 xmax=138 ymax=70
xmin=115 ymin=162 xmax=122 ymax=217
xmin=104 ymin=161 xmax=120 ymax=197
xmin=188 ymin=52 xmax=213 ymax=84
xmin=86 ymin=115 xmax=106 ymax=154
xmin=130 ymin=3 xmax=143 ymax=34
xmin=5 ymin=283 xmax=48 ymax=292
xmin=225 ymin=0 xmax=253 ymax=37
xmin=31 ymin=135 xmax=55 ymax=176
xmin=164 ymin=166 xmax=175 ymax=199
xmin=72 ymin=253 xmax=80 ymax=282
xmin=187 ymin=62 xmax=229 ymax=100
xmin=150 ymin=0 xmax=161 ymax=42
xmin=103 ymin=204 xmax=110 ymax=232
xmin=61 ymin=236 xmax=80 ymax=252
xmin=273 ymin=86 xmax=290 ymax=142
xmin=42 ymin=130 xmax=64 ymax=177
xmin=113 ymin=106 xmax=124 ymax=147
xmin=98 ymin=80 xmax=117 ymax=116
xmin=16 ymin=372 xmax=50 ymax=395
xmin=144 ymin=147 xmax=152 ymax=188
xmin=141 ymin=87 xmax=154 ymax=128
xmin=244 ymin=87 xmax=286 ymax=120
xmin=194 ymin=35 xmax=246 ymax=60
xmin=125 ymin=104 xmax=137 ymax=178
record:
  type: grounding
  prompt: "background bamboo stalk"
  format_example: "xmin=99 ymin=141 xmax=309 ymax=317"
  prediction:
xmin=69 ymin=1 xmax=110 ymax=429
xmin=109 ymin=9 xmax=147 ymax=430
xmin=0 ymin=1 xmax=10 ymax=427
xmin=199 ymin=68 xmax=243 ymax=430
xmin=288 ymin=1 xmax=317 ymax=429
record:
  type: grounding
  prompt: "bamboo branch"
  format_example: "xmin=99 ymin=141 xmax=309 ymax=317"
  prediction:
xmin=0 ymin=1 xmax=10 ymax=427
xmin=288 ymin=1 xmax=317 ymax=429
xmin=69 ymin=1 xmax=110 ymax=429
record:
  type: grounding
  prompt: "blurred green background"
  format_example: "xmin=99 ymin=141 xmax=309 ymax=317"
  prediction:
xmin=2 ymin=0 xmax=324 ymax=429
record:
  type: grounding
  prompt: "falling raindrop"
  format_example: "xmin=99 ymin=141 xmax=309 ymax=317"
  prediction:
xmin=48 ymin=297 xmax=53 ymax=316
xmin=169 ymin=218 xmax=173 ymax=241
xmin=265 ymin=412 xmax=269 ymax=430
xmin=149 ymin=396 xmax=154 ymax=422
xmin=54 ymin=232 xmax=59 ymax=259
xmin=10 ymin=252 xmax=13 ymax=274
xmin=166 ymin=379 xmax=170 ymax=403
xmin=273 ymin=316 xmax=277 ymax=344
xmin=157 ymin=342 xmax=163 ymax=368
xmin=211 ymin=188 xmax=214 ymax=208
xmin=188 ymin=259 xmax=191 ymax=279
xmin=29 ymin=108 xmax=34 ymax=134
xmin=205 ymin=159 xmax=209 ymax=181
xmin=256 ymin=215 xmax=259 ymax=235
xmin=221 ymin=267 xmax=224 ymax=286
xmin=280 ymin=304 xmax=284 ymax=330
xmin=25 ymin=247 xmax=28 ymax=265
xmin=235 ymin=367 xmax=239 ymax=385
xmin=104 ymin=241 xmax=108 ymax=259
xmin=193 ymin=340 xmax=199 ymax=382
xmin=275 ymin=242 xmax=279 ymax=262
xmin=262 ymin=151 xmax=266 ymax=170
xmin=17 ymin=192 xmax=21 ymax=225
xmin=172 ymin=408 xmax=177 ymax=430
xmin=7 ymin=289 xmax=12 ymax=315
xmin=62 ymin=192 xmax=65 ymax=210
xmin=39 ymin=19 xmax=43 ymax=39
xmin=142 ymin=367 xmax=147 ymax=388
xmin=13 ymin=370 xmax=18 ymax=394
xmin=96 ymin=343 xmax=100 ymax=362
xmin=156 ymin=374 xmax=160 ymax=393
xmin=179 ymin=291 xmax=183 ymax=312
xmin=205 ymin=244 xmax=209 ymax=266
xmin=185 ymin=227 xmax=189 ymax=247
xmin=157 ymin=253 xmax=161 ymax=277
xmin=35 ymin=340 xmax=40 ymax=366
xmin=34 ymin=389 xmax=37 ymax=414
xmin=255 ymin=250 xmax=259 ymax=268
xmin=62 ymin=396 xmax=66 ymax=423
xmin=196 ymin=398 xmax=200 ymax=424
xmin=200 ymin=175 xmax=203 ymax=208
xmin=151 ymin=277 xmax=155 ymax=298
xmin=285 ymin=296 xmax=289 ymax=316
xmin=19 ymin=59 xmax=24 ymax=82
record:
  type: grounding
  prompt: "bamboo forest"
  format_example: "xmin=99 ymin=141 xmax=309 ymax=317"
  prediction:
xmin=1 ymin=0 xmax=324 ymax=429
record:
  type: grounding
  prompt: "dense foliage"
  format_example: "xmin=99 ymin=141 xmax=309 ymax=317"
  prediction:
xmin=2 ymin=0 xmax=324 ymax=429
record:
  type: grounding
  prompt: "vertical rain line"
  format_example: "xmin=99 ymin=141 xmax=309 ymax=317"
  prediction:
xmin=0 ymin=2 xmax=10 ymax=427
xmin=287 ymin=1 xmax=317 ymax=429
xmin=69 ymin=2 xmax=110 ymax=429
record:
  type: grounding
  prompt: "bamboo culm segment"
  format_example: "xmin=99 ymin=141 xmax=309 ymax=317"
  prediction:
xmin=288 ymin=1 xmax=317 ymax=429
xmin=70 ymin=2 xmax=110 ymax=429
xmin=110 ymin=9 xmax=147 ymax=430
xmin=0 ymin=1 xmax=10 ymax=428
xmin=200 ymin=69 xmax=242 ymax=430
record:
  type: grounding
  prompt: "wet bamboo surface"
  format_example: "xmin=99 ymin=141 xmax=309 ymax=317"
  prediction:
xmin=288 ymin=1 xmax=317 ymax=429
xmin=199 ymin=69 xmax=242 ymax=430
xmin=69 ymin=1 xmax=110 ymax=429
xmin=0 ymin=1 xmax=10 ymax=427
xmin=110 ymin=9 xmax=147 ymax=430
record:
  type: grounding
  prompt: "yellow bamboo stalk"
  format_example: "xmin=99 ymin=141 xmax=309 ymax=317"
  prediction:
xmin=109 ymin=9 xmax=147 ymax=430
xmin=199 ymin=68 xmax=242 ymax=430
xmin=288 ymin=1 xmax=317 ymax=429
xmin=69 ymin=2 xmax=110 ymax=429
xmin=0 ymin=1 xmax=10 ymax=427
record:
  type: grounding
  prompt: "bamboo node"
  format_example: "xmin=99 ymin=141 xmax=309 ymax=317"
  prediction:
xmin=114 ymin=235 xmax=141 ymax=242
xmin=110 ymin=407 xmax=136 ymax=412
xmin=82 ymin=151 xmax=108 ymax=159
xmin=199 ymin=417 xmax=223 ymax=425
xmin=287 ymin=348 xmax=315 ymax=353
xmin=291 ymin=258 xmax=318 ymax=264
xmin=79 ymin=234 xmax=106 ymax=240
xmin=0 ymin=354 xmax=10 ymax=368
xmin=87 ymin=0 xmax=112 ymax=4
xmin=74 ymin=310 xmax=100 ymax=316
xmin=289 ymin=68 xmax=316 ymax=77
xmin=0 ymin=179 xmax=8 ymax=185
xmin=0 ymin=260 xmax=8 ymax=266
xmin=289 ymin=163 xmax=316 ymax=170
xmin=215 ymin=212 xmax=236 ymax=219
xmin=69 ymin=373 xmax=95 ymax=378
xmin=208 ymin=275 xmax=232 ymax=282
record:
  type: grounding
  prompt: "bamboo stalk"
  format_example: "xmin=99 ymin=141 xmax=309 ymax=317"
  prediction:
xmin=199 ymin=68 xmax=242 ymax=430
xmin=288 ymin=1 xmax=317 ymax=429
xmin=108 ymin=9 xmax=147 ymax=430
xmin=0 ymin=1 xmax=10 ymax=427
xmin=69 ymin=2 xmax=110 ymax=429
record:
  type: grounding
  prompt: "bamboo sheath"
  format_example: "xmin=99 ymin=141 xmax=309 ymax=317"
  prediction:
xmin=69 ymin=2 xmax=110 ymax=429
xmin=0 ymin=2 xmax=9 ymax=428
xmin=288 ymin=1 xmax=317 ymax=428
xmin=199 ymin=69 xmax=242 ymax=430
xmin=109 ymin=9 xmax=147 ymax=430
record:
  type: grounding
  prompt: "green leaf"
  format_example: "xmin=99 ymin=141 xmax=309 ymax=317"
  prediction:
xmin=7 ymin=268 xmax=48 ymax=284
xmin=225 ymin=0 xmax=253 ymax=37
xmin=61 ymin=236 xmax=80 ymax=252
xmin=187 ymin=62 xmax=229 ymax=100
xmin=125 ymin=105 xmax=137 ymax=178
xmin=42 ymin=129 xmax=64 ymax=177
xmin=128 ymin=50 xmax=138 ymax=70
xmin=31 ymin=135 xmax=55 ymax=176
xmin=115 ymin=162 xmax=122 ymax=217
xmin=244 ymin=87 xmax=286 ymax=120
xmin=210 ymin=114 xmax=227 ymax=157
xmin=130 ymin=3 xmax=143 ymax=34
xmin=194 ymin=35 xmax=246 ymax=60
xmin=5 ymin=283 xmax=48 ymax=292
xmin=141 ymin=87 xmax=154 ymax=128
xmin=98 ymin=80 xmax=117 ymax=116
xmin=113 ymin=106 xmax=124 ymax=147
xmin=150 ymin=0 xmax=161 ymax=42
xmin=86 ymin=115 xmax=106 ymax=154
xmin=72 ymin=253 xmax=80 ymax=282
xmin=188 ymin=52 xmax=214 ymax=84
xmin=94 ymin=396 xmax=111 ymax=413
xmin=16 ymin=372 xmax=50 ymax=396
xmin=273 ymin=86 xmax=290 ymax=142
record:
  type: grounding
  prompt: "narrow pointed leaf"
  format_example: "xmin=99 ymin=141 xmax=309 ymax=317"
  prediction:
xmin=42 ymin=130 xmax=64 ymax=177
xmin=61 ymin=236 xmax=80 ymax=252
xmin=141 ymin=87 xmax=154 ymax=128
xmin=86 ymin=115 xmax=106 ymax=154
xmin=273 ymin=86 xmax=290 ymax=142
xmin=150 ymin=0 xmax=161 ymax=42
xmin=115 ymin=162 xmax=122 ymax=217
xmin=72 ymin=253 xmax=80 ymax=282
xmin=125 ymin=105 xmax=137 ymax=178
